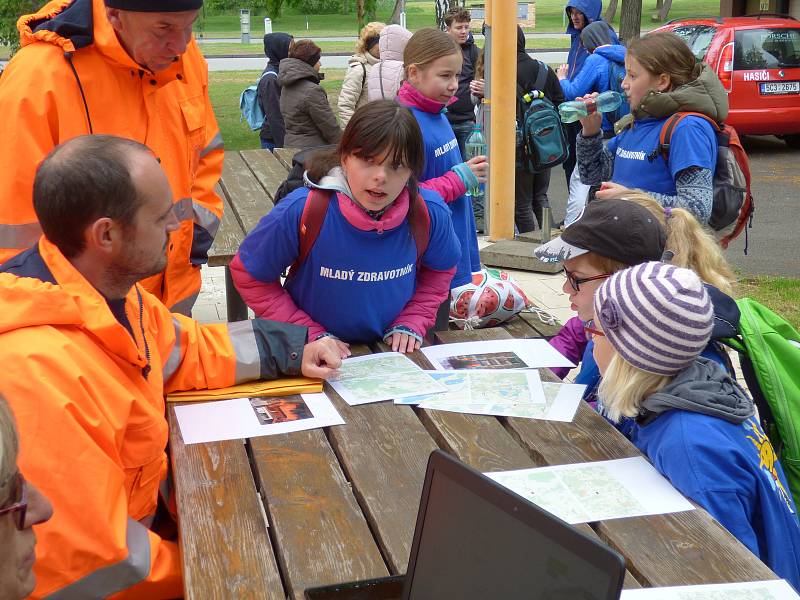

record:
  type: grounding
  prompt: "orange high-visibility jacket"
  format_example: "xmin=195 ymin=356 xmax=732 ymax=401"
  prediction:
xmin=0 ymin=237 xmax=308 ymax=599
xmin=0 ymin=0 xmax=224 ymax=313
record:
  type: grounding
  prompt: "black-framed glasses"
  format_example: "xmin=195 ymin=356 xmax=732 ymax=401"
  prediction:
xmin=0 ymin=472 xmax=27 ymax=530
xmin=564 ymin=268 xmax=612 ymax=292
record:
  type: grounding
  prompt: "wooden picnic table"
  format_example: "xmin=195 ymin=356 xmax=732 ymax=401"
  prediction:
xmin=168 ymin=323 xmax=778 ymax=599
xmin=208 ymin=148 xmax=297 ymax=321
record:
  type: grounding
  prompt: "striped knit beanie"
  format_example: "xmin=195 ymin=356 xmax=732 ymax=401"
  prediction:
xmin=593 ymin=261 xmax=713 ymax=376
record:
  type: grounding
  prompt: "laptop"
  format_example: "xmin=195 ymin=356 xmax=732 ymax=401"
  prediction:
xmin=306 ymin=450 xmax=626 ymax=600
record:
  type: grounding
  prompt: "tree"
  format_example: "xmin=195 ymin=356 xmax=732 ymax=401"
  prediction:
xmin=435 ymin=0 xmax=459 ymax=30
xmin=388 ymin=0 xmax=403 ymax=24
xmin=618 ymin=0 xmax=642 ymax=42
xmin=0 ymin=0 xmax=37 ymax=53
xmin=604 ymin=0 xmax=619 ymax=23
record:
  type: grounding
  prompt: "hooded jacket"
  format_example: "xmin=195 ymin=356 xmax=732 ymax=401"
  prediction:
xmin=367 ymin=24 xmax=412 ymax=102
xmin=559 ymin=44 xmax=628 ymax=133
xmin=258 ymin=32 xmax=293 ymax=145
xmin=0 ymin=0 xmax=223 ymax=315
xmin=338 ymin=50 xmax=380 ymax=126
xmin=278 ymin=57 xmax=342 ymax=150
xmin=231 ymin=168 xmax=460 ymax=342
xmin=447 ymin=32 xmax=481 ymax=124
xmin=0 ymin=236 xmax=307 ymax=599
xmin=564 ymin=0 xmax=618 ymax=79
xmin=628 ymin=358 xmax=800 ymax=590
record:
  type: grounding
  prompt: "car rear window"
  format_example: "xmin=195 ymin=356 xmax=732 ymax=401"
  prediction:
xmin=672 ymin=25 xmax=717 ymax=60
xmin=734 ymin=28 xmax=800 ymax=69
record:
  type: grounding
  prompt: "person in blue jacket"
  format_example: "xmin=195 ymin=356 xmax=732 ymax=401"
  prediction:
xmin=559 ymin=0 xmax=618 ymax=191
xmin=557 ymin=21 xmax=628 ymax=137
xmin=591 ymin=261 xmax=800 ymax=592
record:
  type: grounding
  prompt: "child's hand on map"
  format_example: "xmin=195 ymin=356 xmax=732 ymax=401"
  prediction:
xmin=387 ymin=332 xmax=421 ymax=354
xmin=301 ymin=337 xmax=344 ymax=379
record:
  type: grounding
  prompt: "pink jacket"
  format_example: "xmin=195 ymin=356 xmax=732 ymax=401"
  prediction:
xmin=548 ymin=316 xmax=587 ymax=379
xmin=232 ymin=174 xmax=455 ymax=341
xmin=367 ymin=25 xmax=411 ymax=102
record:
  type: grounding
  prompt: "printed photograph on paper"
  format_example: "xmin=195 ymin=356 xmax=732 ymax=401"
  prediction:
xmin=441 ymin=351 xmax=527 ymax=370
xmin=248 ymin=396 xmax=313 ymax=426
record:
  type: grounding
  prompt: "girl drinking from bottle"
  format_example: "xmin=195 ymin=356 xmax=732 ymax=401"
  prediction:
xmin=231 ymin=100 xmax=461 ymax=354
xmin=396 ymin=28 xmax=488 ymax=320
xmin=576 ymin=32 xmax=728 ymax=224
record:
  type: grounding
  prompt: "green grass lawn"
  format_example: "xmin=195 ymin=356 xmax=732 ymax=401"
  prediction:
xmin=736 ymin=275 xmax=800 ymax=330
xmin=195 ymin=0 xmax=720 ymax=38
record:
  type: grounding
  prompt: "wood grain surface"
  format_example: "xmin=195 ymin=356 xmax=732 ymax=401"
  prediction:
xmin=241 ymin=149 xmax=291 ymax=201
xmin=219 ymin=151 xmax=274 ymax=234
xmin=168 ymin=407 xmax=284 ymax=599
xmin=206 ymin=184 xmax=244 ymax=266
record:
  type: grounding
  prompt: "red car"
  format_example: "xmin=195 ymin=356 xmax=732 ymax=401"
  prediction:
xmin=652 ymin=15 xmax=800 ymax=148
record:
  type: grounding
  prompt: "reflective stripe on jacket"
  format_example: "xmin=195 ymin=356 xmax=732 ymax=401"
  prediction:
xmin=0 ymin=0 xmax=224 ymax=311
xmin=0 ymin=237 xmax=307 ymax=599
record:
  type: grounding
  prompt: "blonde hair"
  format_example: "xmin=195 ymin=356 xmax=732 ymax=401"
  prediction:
xmin=356 ymin=21 xmax=385 ymax=55
xmin=597 ymin=354 xmax=670 ymax=422
xmin=403 ymin=27 xmax=460 ymax=78
xmin=626 ymin=32 xmax=702 ymax=91
xmin=611 ymin=191 xmax=736 ymax=296
xmin=0 ymin=396 xmax=19 ymax=505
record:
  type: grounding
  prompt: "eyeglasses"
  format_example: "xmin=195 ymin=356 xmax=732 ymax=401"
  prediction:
xmin=0 ymin=472 xmax=27 ymax=531
xmin=564 ymin=269 xmax=612 ymax=292
xmin=584 ymin=325 xmax=605 ymax=337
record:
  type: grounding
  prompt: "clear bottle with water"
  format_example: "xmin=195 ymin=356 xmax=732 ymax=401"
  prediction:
xmin=464 ymin=124 xmax=486 ymax=197
xmin=558 ymin=91 xmax=623 ymax=123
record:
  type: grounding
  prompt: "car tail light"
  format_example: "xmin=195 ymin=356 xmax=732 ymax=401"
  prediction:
xmin=717 ymin=42 xmax=734 ymax=92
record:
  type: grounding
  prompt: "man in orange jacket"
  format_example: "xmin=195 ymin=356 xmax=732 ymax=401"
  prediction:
xmin=0 ymin=134 xmax=342 ymax=599
xmin=0 ymin=0 xmax=223 ymax=315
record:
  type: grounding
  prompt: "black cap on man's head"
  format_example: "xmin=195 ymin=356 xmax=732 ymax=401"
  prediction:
xmin=105 ymin=0 xmax=202 ymax=11
xmin=534 ymin=198 xmax=667 ymax=265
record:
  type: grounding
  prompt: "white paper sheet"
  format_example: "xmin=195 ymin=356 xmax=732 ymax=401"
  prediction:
xmin=420 ymin=339 xmax=574 ymax=371
xmin=620 ymin=580 xmax=800 ymax=599
xmin=174 ymin=393 xmax=344 ymax=445
xmin=327 ymin=352 xmax=446 ymax=405
xmin=410 ymin=378 xmax=584 ymax=422
xmin=485 ymin=456 xmax=695 ymax=524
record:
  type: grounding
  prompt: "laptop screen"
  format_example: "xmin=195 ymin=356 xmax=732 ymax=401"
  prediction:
xmin=404 ymin=452 xmax=625 ymax=600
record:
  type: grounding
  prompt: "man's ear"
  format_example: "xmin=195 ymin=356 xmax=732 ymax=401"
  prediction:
xmin=85 ymin=217 xmax=119 ymax=256
xmin=105 ymin=7 xmax=122 ymax=31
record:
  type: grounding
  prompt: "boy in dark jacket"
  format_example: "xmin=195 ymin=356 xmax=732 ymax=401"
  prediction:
xmin=258 ymin=32 xmax=293 ymax=150
xmin=515 ymin=25 xmax=564 ymax=233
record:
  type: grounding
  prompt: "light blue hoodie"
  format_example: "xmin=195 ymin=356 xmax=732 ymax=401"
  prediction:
xmin=564 ymin=0 xmax=619 ymax=79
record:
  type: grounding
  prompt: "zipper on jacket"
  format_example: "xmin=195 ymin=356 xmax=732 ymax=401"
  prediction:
xmin=136 ymin=288 xmax=152 ymax=380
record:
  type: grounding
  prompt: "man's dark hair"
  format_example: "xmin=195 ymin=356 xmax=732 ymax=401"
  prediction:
xmin=444 ymin=7 xmax=471 ymax=27
xmin=33 ymin=135 xmax=150 ymax=258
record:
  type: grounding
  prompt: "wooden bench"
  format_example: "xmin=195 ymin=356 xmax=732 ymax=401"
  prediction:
xmin=169 ymin=326 xmax=777 ymax=598
xmin=209 ymin=149 xmax=294 ymax=321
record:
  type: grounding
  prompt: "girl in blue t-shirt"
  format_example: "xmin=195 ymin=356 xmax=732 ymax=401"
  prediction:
xmin=576 ymin=32 xmax=729 ymax=224
xmin=395 ymin=28 xmax=488 ymax=295
xmin=231 ymin=100 xmax=461 ymax=354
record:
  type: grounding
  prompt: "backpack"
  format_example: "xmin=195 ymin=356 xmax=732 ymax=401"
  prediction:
xmin=657 ymin=112 xmax=754 ymax=250
xmin=239 ymin=70 xmax=277 ymax=131
xmin=606 ymin=60 xmax=629 ymax=125
xmin=722 ymin=298 xmax=800 ymax=504
xmin=517 ymin=61 xmax=569 ymax=173
xmin=287 ymin=188 xmax=431 ymax=277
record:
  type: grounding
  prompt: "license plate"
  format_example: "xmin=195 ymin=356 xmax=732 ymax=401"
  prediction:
xmin=759 ymin=81 xmax=800 ymax=95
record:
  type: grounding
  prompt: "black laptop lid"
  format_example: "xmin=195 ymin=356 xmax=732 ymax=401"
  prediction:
xmin=402 ymin=451 xmax=626 ymax=600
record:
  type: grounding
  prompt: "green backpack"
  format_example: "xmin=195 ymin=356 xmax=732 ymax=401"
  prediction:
xmin=723 ymin=298 xmax=800 ymax=504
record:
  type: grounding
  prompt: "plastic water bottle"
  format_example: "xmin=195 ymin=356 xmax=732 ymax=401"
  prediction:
xmin=558 ymin=91 xmax=623 ymax=123
xmin=464 ymin=124 xmax=486 ymax=197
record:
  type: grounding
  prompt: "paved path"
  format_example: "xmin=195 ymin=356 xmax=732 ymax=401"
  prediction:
xmin=206 ymin=49 xmax=569 ymax=70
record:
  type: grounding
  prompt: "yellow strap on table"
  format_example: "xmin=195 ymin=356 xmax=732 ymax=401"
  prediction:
xmin=166 ymin=377 xmax=322 ymax=402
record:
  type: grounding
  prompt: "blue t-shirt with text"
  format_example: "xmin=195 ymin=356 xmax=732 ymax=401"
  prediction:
xmin=238 ymin=187 xmax=461 ymax=343
xmin=607 ymin=116 xmax=717 ymax=195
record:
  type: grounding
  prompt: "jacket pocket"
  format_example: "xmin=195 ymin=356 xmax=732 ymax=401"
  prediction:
xmin=180 ymin=95 xmax=207 ymax=180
